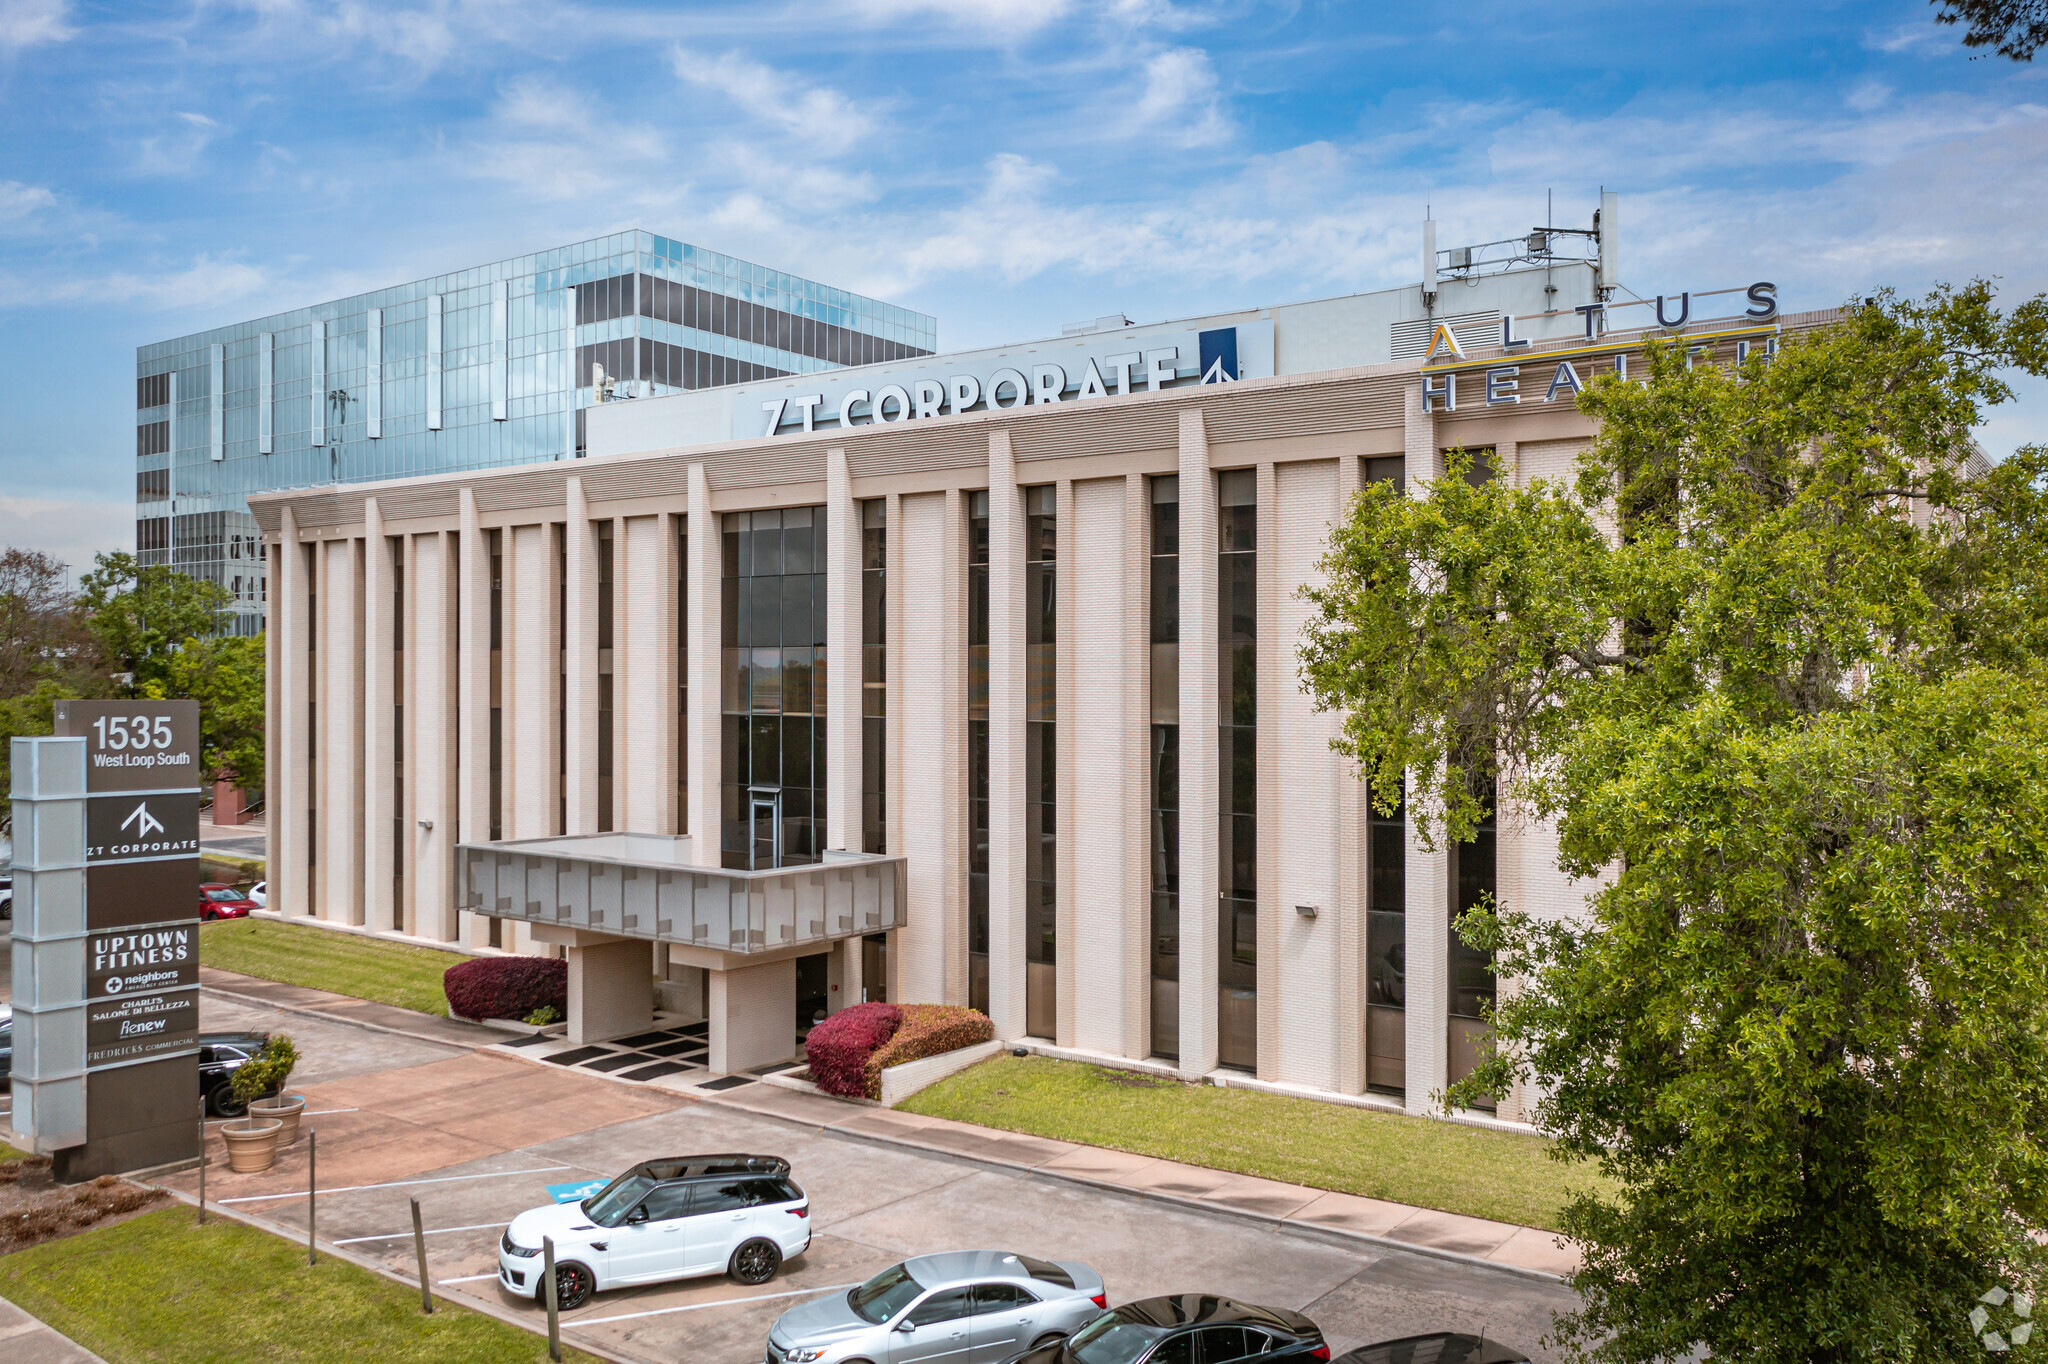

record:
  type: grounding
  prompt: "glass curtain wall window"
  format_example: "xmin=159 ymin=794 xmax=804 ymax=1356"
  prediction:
xmin=597 ymin=522 xmax=615 ymax=833
xmin=1448 ymin=775 xmax=1498 ymax=1110
xmin=1362 ymin=455 xmax=1406 ymax=1094
xmin=861 ymin=501 xmax=887 ymax=856
xmin=1217 ymin=469 xmax=1258 ymax=1071
xmin=721 ymin=508 xmax=828 ymax=871
xmin=390 ymin=541 xmax=403 ymax=929
xmin=1024 ymin=486 xmax=1057 ymax=1040
xmin=677 ymin=520 xmax=688 ymax=835
xmin=1149 ymin=476 xmax=1180 ymax=1060
xmin=966 ymin=493 xmax=991 ymax=1016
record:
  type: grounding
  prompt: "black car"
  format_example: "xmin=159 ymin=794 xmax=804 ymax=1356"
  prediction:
xmin=1334 ymin=1335 xmax=1530 ymax=1364
xmin=0 ymin=1005 xmax=12 ymax=1082
xmin=1011 ymin=1294 xmax=1329 ymax=1364
xmin=200 ymin=1031 xmax=272 ymax=1116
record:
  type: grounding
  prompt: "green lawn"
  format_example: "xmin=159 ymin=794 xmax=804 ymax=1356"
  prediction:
xmin=901 ymin=1055 xmax=1610 ymax=1232
xmin=0 ymin=1206 xmax=602 ymax=1363
xmin=0 ymin=1141 xmax=27 ymax=1163
xmin=200 ymin=918 xmax=456 ymax=1017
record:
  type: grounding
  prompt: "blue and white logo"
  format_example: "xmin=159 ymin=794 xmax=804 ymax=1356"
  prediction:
xmin=1198 ymin=328 xmax=1239 ymax=384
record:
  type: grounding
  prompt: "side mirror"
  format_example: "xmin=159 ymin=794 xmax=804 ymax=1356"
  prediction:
xmin=626 ymin=1207 xmax=649 ymax=1225
xmin=895 ymin=1320 xmax=917 ymax=1333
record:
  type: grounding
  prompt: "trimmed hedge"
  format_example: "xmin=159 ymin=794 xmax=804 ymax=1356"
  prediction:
xmin=862 ymin=1004 xmax=995 ymax=1100
xmin=442 ymin=956 xmax=567 ymax=1022
xmin=804 ymin=1003 xmax=901 ymax=1098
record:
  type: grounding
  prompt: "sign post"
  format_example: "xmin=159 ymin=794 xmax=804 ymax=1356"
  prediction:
xmin=7 ymin=700 xmax=202 ymax=1181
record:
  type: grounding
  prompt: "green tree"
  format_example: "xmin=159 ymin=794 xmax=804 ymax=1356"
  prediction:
xmin=1299 ymin=283 xmax=2048 ymax=1364
xmin=1934 ymin=0 xmax=2048 ymax=61
xmin=0 ymin=547 xmax=113 ymax=798
xmin=155 ymin=632 xmax=266 ymax=788
xmin=76 ymin=551 xmax=230 ymax=695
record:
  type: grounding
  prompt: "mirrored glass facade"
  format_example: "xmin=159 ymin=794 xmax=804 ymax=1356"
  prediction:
xmin=137 ymin=231 xmax=936 ymax=635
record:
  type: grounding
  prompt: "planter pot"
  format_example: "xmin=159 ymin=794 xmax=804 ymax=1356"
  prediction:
xmin=221 ymin=1117 xmax=283 ymax=1173
xmin=248 ymin=1093 xmax=306 ymax=1146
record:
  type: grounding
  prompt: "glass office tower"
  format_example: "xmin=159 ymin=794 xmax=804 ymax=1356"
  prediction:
xmin=136 ymin=230 xmax=936 ymax=635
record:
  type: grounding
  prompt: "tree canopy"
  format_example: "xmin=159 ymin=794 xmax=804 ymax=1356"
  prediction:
xmin=1934 ymin=0 xmax=2048 ymax=60
xmin=76 ymin=551 xmax=232 ymax=694
xmin=1299 ymin=282 xmax=2048 ymax=1364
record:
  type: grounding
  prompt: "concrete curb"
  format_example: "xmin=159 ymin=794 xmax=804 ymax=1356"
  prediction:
xmin=198 ymin=982 xmax=492 ymax=1050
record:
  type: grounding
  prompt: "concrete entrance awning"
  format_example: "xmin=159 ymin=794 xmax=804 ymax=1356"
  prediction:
xmin=457 ymin=834 xmax=905 ymax=963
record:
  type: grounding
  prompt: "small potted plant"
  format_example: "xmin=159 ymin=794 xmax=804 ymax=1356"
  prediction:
xmin=232 ymin=1035 xmax=303 ymax=1162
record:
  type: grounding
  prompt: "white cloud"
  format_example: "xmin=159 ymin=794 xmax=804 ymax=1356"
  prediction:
xmin=0 ymin=0 xmax=75 ymax=50
xmin=0 ymin=180 xmax=56 ymax=225
xmin=1131 ymin=46 xmax=1230 ymax=147
xmin=1846 ymin=80 xmax=1891 ymax=113
xmin=460 ymin=76 xmax=664 ymax=201
xmin=2 ymin=254 xmax=270 ymax=310
xmin=175 ymin=110 xmax=219 ymax=128
xmin=842 ymin=0 xmax=1076 ymax=30
xmin=671 ymin=49 xmax=875 ymax=154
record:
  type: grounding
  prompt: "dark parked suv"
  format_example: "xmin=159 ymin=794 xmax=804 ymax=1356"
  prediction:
xmin=1012 ymin=1294 xmax=1329 ymax=1364
xmin=200 ymin=1031 xmax=272 ymax=1116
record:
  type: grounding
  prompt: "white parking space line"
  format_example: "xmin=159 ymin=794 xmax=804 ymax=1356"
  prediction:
xmin=576 ymin=1282 xmax=861 ymax=1326
xmin=220 ymin=1165 xmax=574 ymax=1204
xmin=439 ymin=1273 xmax=502 ymax=1285
xmin=335 ymin=1221 xmax=508 ymax=1245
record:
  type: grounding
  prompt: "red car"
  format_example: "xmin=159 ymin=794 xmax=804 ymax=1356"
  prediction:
xmin=199 ymin=884 xmax=258 ymax=920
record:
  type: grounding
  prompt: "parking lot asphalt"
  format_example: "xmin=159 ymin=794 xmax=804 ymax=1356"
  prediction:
xmin=156 ymin=992 xmax=1583 ymax=1364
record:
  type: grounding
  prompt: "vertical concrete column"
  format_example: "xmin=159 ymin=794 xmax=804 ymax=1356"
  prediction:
xmin=1255 ymin=461 xmax=1281 ymax=1081
xmin=363 ymin=500 xmax=396 ymax=934
xmin=618 ymin=513 xmax=677 ymax=833
xmin=410 ymin=531 xmax=460 ymax=941
xmin=563 ymin=478 xmax=599 ymax=835
xmin=1176 ymin=411 xmax=1220 ymax=1079
xmin=707 ymin=959 xmax=797 ymax=1074
xmin=1402 ymin=379 xmax=1449 ymax=1112
xmin=505 ymin=523 xmax=561 ymax=841
xmin=884 ymin=490 xmax=906 ymax=1004
xmin=896 ymin=490 xmax=966 ymax=1006
xmin=825 ymin=448 xmax=861 ymax=852
xmin=311 ymin=532 xmax=330 ymax=917
xmin=836 ymin=935 xmax=864 ymax=1015
xmin=986 ymin=433 xmax=1027 ymax=1039
xmin=271 ymin=508 xmax=310 ymax=916
xmin=457 ymin=490 xmax=491 ymax=861
xmin=321 ymin=536 xmax=365 ymax=925
xmin=1052 ymin=476 xmax=1077 ymax=1049
xmin=567 ymin=938 xmax=654 ymax=1045
xmin=686 ymin=466 xmax=722 ymax=861
xmin=1122 ymin=474 xmax=1151 ymax=1059
xmin=1334 ymin=456 xmax=1369 ymax=1095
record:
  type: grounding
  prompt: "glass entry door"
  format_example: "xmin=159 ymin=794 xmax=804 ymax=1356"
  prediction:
xmin=749 ymin=793 xmax=780 ymax=871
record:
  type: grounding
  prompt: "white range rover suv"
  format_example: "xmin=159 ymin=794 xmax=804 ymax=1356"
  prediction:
xmin=498 ymin=1154 xmax=810 ymax=1310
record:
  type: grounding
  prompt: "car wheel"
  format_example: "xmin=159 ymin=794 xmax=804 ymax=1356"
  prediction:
xmin=728 ymin=1237 xmax=781 ymax=1285
xmin=549 ymin=1260 xmax=595 ymax=1311
xmin=207 ymin=1080 xmax=246 ymax=1118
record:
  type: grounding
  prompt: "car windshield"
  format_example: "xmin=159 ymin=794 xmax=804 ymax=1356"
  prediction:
xmin=205 ymin=888 xmax=243 ymax=902
xmin=1067 ymin=1313 xmax=1168 ymax=1364
xmin=581 ymin=1174 xmax=657 ymax=1228
xmin=848 ymin=1263 xmax=925 ymax=1324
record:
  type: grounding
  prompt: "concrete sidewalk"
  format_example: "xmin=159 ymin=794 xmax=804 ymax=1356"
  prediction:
xmin=689 ymin=1081 xmax=1580 ymax=1279
xmin=200 ymin=966 xmax=503 ymax=1048
xmin=0 ymin=1297 xmax=110 ymax=1364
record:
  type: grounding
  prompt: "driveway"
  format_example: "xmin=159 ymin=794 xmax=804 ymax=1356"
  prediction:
xmin=154 ymin=992 xmax=1582 ymax=1364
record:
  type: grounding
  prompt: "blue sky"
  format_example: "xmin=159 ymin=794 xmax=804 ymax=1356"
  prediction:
xmin=3 ymin=0 xmax=2045 ymax=571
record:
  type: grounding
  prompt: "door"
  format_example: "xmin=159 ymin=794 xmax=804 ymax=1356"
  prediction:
xmin=1194 ymin=1326 xmax=1256 ymax=1364
xmin=604 ymin=1182 xmax=695 ymax=1284
xmin=889 ymin=1287 xmax=974 ymax=1364
xmin=969 ymin=1282 xmax=1044 ymax=1362
xmin=862 ymin=933 xmax=889 ymax=1003
xmin=796 ymin=952 xmax=829 ymax=1035
xmin=684 ymin=1178 xmax=757 ymax=1273
xmin=750 ymin=795 xmax=780 ymax=870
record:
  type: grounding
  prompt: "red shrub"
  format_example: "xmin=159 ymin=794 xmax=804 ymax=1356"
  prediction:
xmin=863 ymin=1005 xmax=995 ymax=1099
xmin=443 ymin=955 xmax=567 ymax=1022
xmin=804 ymin=1002 xmax=902 ymax=1098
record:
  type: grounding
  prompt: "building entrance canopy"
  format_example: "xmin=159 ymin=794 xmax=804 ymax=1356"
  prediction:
xmin=458 ymin=834 xmax=904 ymax=960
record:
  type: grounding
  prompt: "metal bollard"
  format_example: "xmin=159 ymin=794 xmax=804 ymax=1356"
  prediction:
xmin=542 ymin=1235 xmax=562 ymax=1362
xmin=197 ymin=1095 xmax=207 ymax=1226
xmin=412 ymin=1197 xmax=434 ymax=1314
xmin=307 ymin=1130 xmax=317 ymax=1267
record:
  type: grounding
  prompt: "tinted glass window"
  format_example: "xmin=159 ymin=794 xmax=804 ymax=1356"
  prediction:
xmin=1148 ymin=1335 xmax=1197 ymax=1364
xmin=1015 ymin=1254 xmax=1073 ymax=1288
xmin=849 ymin=1263 xmax=924 ymax=1324
xmin=637 ymin=1184 xmax=694 ymax=1221
xmin=690 ymin=1180 xmax=752 ymax=1214
xmin=906 ymin=1288 xmax=973 ymax=1326
xmin=1068 ymin=1315 xmax=1168 ymax=1364
xmin=583 ymin=1174 xmax=656 ymax=1227
xmin=1196 ymin=1327 xmax=1252 ymax=1363
xmin=205 ymin=887 xmax=242 ymax=902
xmin=973 ymin=1282 xmax=1038 ymax=1311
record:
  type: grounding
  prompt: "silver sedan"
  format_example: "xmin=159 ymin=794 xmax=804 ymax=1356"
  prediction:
xmin=768 ymin=1250 xmax=1108 ymax=1364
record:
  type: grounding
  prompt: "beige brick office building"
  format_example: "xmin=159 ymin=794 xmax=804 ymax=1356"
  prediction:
xmin=253 ymin=233 xmax=1810 ymax=1118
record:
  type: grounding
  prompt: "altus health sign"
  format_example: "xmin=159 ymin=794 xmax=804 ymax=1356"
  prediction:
xmin=10 ymin=700 xmax=202 ymax=1180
